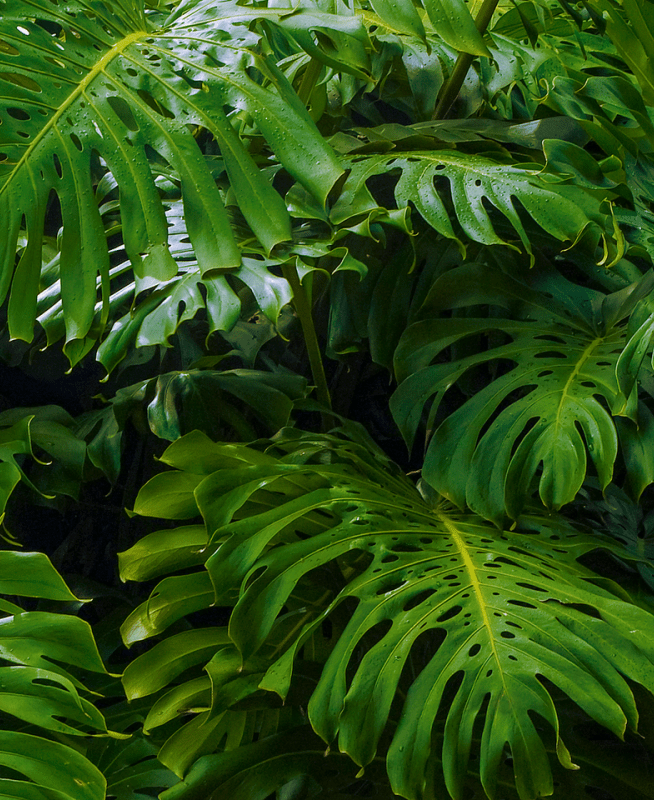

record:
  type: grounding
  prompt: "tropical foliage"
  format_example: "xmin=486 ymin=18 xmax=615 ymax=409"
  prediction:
xmin=2 ymin=0 xmax=654 ymax=798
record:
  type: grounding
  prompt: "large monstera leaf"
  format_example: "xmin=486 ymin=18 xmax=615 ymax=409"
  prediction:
xmin=124 ymin=428 xmax=654 ymax=800
xmin=0 ymin=0 xmax=345 ymax=345
xmin=391 ymin=262 xmax=654 ymax=524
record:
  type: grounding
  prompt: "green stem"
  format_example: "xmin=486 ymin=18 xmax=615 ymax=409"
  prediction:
xmin=432 ymin=0 xmax=500 ymax=120
xmin=297 ymin=57 xmax=323 ymax=108
xmin=282 ymin=262 xmax=332 ymax=412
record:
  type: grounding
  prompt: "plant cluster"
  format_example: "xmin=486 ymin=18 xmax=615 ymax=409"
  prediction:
xmin=1 ymin=0 xmax=654 ymax=798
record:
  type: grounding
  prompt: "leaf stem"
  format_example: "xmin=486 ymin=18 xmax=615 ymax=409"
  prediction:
xmin=297 ymin=57 xmax=323 ymax=108
xmin=282 ymin=262 xmax=332 ymax=412
xmin=432 ymin=0 xmax=500 ymax=120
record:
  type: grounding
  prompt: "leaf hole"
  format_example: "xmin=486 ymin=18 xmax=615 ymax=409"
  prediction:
xmin=468 ymin=643 xmax=481 ymax=657
xmin=106 ymin=95 xmax=139 ymax=131
xmin=391 ymin=544 xmax=421 ymax=553
xmin=403 ymin=589 xmax=436 ymax=611
xmin=52 ymin=152 xmax=63 ymax=178
xmin=534 ymin=351 xmax=567 ymax=359
xmin=437 ymin=605 xmax=462 ymax=622
xmin=7 ymin=107 xmax=29 ymax=120
xmin=500 ymin=630 xmax=516 ymax=639
xmin=137 ymin=89 xmax=175 ymax=119
xmin=507 ymin=599 xmax=536 ymax=609
xmin=534 ymin=334 xmax=566 ymax=343
xmin=515 ymin=582 xmax=546 ymax=592
xmin=375 ymin=581 xmax=405 ymax=595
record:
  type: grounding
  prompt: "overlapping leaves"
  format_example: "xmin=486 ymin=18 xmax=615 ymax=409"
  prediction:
xmin=0 ymin=550 xmax=109 ymax=800
xmin=0 ymin=0 xmax=344 ymax=344
xmin=392 ymin=263 xmax=654 ymax=524
xmin=121 ymin=428 xmax=654 ymax=800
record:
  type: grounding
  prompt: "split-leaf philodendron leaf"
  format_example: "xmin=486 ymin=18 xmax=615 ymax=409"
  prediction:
xmin=0 ymin=0 xmax=343 ymax=343
xmin=122 ymin=429 xmax=654 ymax=800
xmin=392 ymin=263 xmax=654 ymax=524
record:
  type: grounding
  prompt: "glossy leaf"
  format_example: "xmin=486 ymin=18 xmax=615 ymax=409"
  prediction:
xmin=0 ymin=552 xmax=81 ymax=601
xmin=0 ymin=0 xmax=342 ymax=344
xmin=332 ymin=150 xmax=617 ymax=266
xmin=423 ymin=0 xmax=491 ymax=56
xmin=128 ymin=431 xmax=654 ymax=800
xmin=392 ymin=263 xmax=654 ymax=523
xmin=0 ymin=666 xmax=106 ymax=735
xmin=0 ymin=613 xmax=108 ymax=677
xmin=122 ymin=629 xmax=231 ymax=700
xmin=118 ymin=525 xmax=209 ymax=583
xmin=0 ymin=733 xmax=105 ymax=800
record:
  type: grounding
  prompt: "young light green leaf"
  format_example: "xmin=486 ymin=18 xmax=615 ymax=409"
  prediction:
xmin=120 ymin=573 xmax=215 ymax=646
xmin=122 ymin=629 xmax=231 ymax=699
xmin=0 ymin=552 xmax=82 ymax=602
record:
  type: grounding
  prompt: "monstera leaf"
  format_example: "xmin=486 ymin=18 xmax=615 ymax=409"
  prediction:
xmin=0 ymin=551 xmax=109 ymax=799
xmin=122 ymin=428 xmax=654 ymax=800
xmin=0 ymin=0 xmax=344 ymax=345
xmin=391 ymin=262 xmax=654 ymax=524
xmin=331 ymin=149 xmax=622 ymax=266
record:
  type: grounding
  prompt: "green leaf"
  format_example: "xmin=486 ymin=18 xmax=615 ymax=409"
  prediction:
xmin=368 ymin=0 xmax=425 ymax=38
xmin=158 ymin=726 xmax=366 ymax=800
xmin=142 ymin=370 xmax=308 ymax=442
xmin=118 ymin=525 xmax=209 ymax=582
xmin=332 ymin=151 xmax=616 ymax=266
xmin=423 ymin=0 xmax=491 ymax=56
xmin=120 ymin=572 xmax=215 ymax=645
xmin=92 ymin=735 xmax=178 ymax=800
xmin=0 ymin=552 xmax=82 ymax=602
xmin=122 ymin=629 xmax=231 ymax=699
xmin=0 ymin=666 xmax=106 ymax=735
xmin=141 ymin=434 xmax=654 ymax=800
xmin=391 ymin=263 xmax=653 ymax=522
xmin=144 ymin=677 xmax=212 ymax=732
xmin=0 ymin=0 xmax=343 ymax=344
xmin=132 ymin=472 xmax=203 ymax=519
xmin=0 ymin=732 xmax=105 ymax=800
xmin=0 ymin=613 xmax=108 ymax=677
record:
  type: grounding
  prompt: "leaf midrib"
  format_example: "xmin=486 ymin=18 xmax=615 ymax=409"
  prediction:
xmin=438 ymin=512 xmax=508 ymax=690
xmin=554 ymin=336 xmax=603 ymax=431
xmin=0 ymin=29 xmax=149 ymax=199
